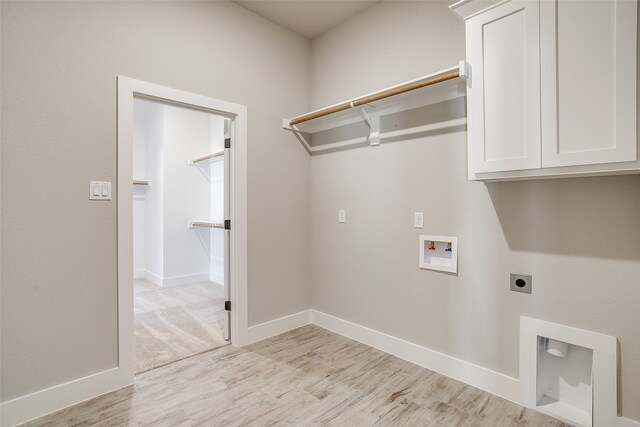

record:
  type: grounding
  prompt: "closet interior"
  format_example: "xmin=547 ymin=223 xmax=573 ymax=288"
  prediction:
xmin=132 ymin=97 xmax=229 ymax=373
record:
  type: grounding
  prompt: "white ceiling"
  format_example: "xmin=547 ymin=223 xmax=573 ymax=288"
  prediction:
xmin=233 ymin=0 xmax=378 ymax=39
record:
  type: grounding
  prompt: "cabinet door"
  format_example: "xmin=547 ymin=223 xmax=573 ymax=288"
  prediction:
xmin=541 ymin=0 xmax=637 ymax=168
xmin=467 ymin=0 xmax=541 ymax=174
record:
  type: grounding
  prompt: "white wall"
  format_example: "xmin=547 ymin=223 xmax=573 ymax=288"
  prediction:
xmin=1 ymin=0 xmax=311 ymax=402
xmin=133 ymin=111 xmax=148 ymax=277
xmin=209 ymin=116 xmax=226 ymax=285
xmin=162 ymin=104 xmax=211 ymax=285
xmin=309 ymin=1 xmax=640 ymax=422
xmin=143 ymin=101 xmax=165 ymax=283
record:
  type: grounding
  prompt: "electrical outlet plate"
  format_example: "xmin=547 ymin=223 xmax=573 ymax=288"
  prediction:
xmin=414 ymin=212 xmax=424 ymax=228
xmin=510 ymin=273 xmax=532 ymax=294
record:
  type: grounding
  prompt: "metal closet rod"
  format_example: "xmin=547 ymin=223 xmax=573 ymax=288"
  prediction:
xmin=289 ymin=70 xmax=461 ymax=127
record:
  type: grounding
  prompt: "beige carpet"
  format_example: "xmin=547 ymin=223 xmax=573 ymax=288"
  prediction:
xmin=134 ymin=279 xmax=229 ymax=373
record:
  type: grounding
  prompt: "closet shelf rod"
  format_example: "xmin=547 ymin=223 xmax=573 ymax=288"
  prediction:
xmin=190 ymin=221 xmax=224 ymax=229
xmin=289 ymin=70 xmax=461 ymax=127
xmin=190 ymin=150 xmax=224 ymax=165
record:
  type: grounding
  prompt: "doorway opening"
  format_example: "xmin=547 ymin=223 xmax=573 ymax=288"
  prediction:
xmin=117 ymin=76 xmax=248 ymax=382
xmin=132 ymin=97 xmax=231 ymax=373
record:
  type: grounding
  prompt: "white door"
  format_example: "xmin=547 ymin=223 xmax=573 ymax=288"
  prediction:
xmin=467 ymin=0 xmax=541 ymax=174
xmin=541 ymin=0 xmax=637 ymax=168
xmin=223 ymin=118 xmax=232 ymax=341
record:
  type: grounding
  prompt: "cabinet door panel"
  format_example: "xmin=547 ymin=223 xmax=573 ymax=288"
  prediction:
xmin=468 ymin=0 xmax=541 ymax=174
xmin=541 ymin=0 xmax=637 ymax=167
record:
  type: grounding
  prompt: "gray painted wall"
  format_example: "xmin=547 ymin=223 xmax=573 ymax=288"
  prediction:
xmin=309 ymin=1 xmax=640 ymax=422
xmin=0 ymin=1 xmax=311 ymax=401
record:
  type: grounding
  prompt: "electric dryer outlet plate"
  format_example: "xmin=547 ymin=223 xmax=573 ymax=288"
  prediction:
xmin=510 ymin=273 xmax=532 ymax=294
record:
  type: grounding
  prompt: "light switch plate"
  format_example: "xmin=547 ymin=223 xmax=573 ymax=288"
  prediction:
xmin=89 ymin=181 xmax=111 ymax=200
xmin=414 ymin=212 xmax=424 ymax=228
xmin=338 ymin=209 xmax=346 ymax=223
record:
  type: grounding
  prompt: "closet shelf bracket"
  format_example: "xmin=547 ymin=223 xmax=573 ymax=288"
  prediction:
xmin=459 ymin=60 xmax=472 ymax=88
xmin=358 ymin=107 xmax=380 ymax=146
xmin=282 ymin=120 xmax=312 ymax=153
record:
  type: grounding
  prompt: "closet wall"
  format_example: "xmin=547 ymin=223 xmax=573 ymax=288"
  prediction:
xmin=209 ymin=118 xmax=226 ymax=285
xmin=133 ymin=105 xmax=149 ymax=277
xmin=133 ymin=98 xmax=226 ymax=287
xmin=162 ymin=104 xmax=211 ymax=284
xmin=144 ymin=103 xmax=165 ymax=280
xmin=133 ymin=99 xmax=165 ymax=280
xmin=309 ymin=1 xmax=640 ymax=422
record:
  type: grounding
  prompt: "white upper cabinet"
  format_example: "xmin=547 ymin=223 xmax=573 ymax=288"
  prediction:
xmin=541 ymin=0 xmax=637 ymax=168
xmin=451 ymin=0 xmax=639 ymax=181
xmin=467 ymin=0 xmax=541 ymax=174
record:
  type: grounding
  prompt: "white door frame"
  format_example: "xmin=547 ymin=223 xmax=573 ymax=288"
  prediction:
xmin=117 ymin=76 xmax=249 ymax=382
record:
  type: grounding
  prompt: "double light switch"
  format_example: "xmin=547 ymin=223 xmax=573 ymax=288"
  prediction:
xmin=89 ymin=181 xmax=112 ymax=200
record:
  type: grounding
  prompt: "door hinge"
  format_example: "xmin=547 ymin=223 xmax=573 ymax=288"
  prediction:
xmin=224 ymin=138 xmax=231 ymax=149
xmin=224 ymin=219 xmax=231 ymax=230
xmin=225 ymin=300 xmax=231 ymax=311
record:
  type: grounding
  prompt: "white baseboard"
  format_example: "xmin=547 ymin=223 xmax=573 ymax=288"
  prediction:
xmin=209 ymin=270 xmax=223 ymax=286
xmin=209 ymin=255 xmax=224 ymax=285
xmin=242 ymin=309 xmax=311 ymax=346
xmin=144 ymin=270 xmax=163 ymax=287
xmin=143 ymin=271 xmax=210 ymax=288
xmin=133 ymin=269 xmax=146 ymax=279
xmin=0 ymin=367 xmax=131 ymax=427
xmin=310 ymin=310 xmax=522 ymax=406
xmin=209 ymin=273 xmax=224 ymax=285
xmin=161 ymin=272 xmax=210 ymax=288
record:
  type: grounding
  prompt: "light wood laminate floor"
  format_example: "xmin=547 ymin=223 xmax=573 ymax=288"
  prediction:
xmin=23 ymin=325 xmax=571 ymax=427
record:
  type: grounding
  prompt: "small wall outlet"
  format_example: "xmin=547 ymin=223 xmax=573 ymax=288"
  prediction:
xmin=510 ymin=273 xmax=532 ymax=294
xmin=338 ymin=209 xmax=346 ymax=223
xmin=414 ymin=212 xmax=424 ymax=228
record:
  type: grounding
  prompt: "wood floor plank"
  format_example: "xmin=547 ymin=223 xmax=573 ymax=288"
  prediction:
xmin=374 ymin=399 xmax=441 ymax=427
xmin=446 ymin=384 xmax=491 ymax=416
xmin=409 ymin=371 xmax=467 ymax=411
xmin=466 ymin=394 xmax=525 ymax=427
